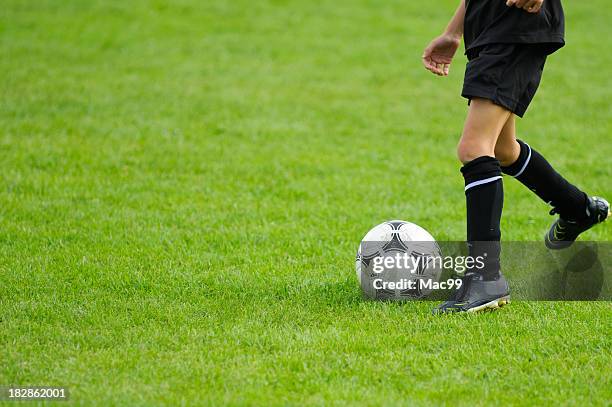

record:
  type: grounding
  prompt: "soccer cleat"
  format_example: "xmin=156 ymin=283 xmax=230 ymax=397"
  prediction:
xmin=545 ymin=196 xmax=610 ymax=250
xmin=433 ymin=273 xmax=510 ymax=314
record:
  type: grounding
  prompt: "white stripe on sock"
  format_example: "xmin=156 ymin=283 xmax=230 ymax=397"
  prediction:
xmin=464 ymin=176 xmax=502 ymax=192
xmin=513 ymin=143 xmax=532 ymax=178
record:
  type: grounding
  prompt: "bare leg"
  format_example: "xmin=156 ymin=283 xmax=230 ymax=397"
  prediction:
xmin=457 ymin=98 xmax=512 ymax=164
xmin=494 ymin=115 xmax=521 ymax=167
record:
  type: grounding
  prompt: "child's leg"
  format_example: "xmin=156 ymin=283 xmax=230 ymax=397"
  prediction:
xmin=457 ymin=98 xmax=511 ymax=163
xmin=493 ymin=115 xmax=520 ymax=166
xmin=457 ymin=98 xmax=511 ymax=279
xmin=494 ymin=115 xmax=589 ymax=221
xmin=434 ymin=97 xmax=511 ymax=313
xmin=493 ymin=115 xmax=608 ymax=249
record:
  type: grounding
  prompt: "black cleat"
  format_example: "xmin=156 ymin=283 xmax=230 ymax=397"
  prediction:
xmin=433 ymin=273 xmax=510 ymax=314
xmin=545 ymin=196 xmax=610 ymax=250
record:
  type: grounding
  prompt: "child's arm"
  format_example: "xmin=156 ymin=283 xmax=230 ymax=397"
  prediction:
xmin=422 ymin=0 xmax=465 ymax=77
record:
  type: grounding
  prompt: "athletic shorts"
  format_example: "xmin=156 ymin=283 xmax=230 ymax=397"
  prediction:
xmin=462 ymin=43 xmax=548 ymax=117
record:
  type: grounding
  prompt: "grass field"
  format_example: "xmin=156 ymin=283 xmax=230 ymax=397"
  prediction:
xmin=1 ymin=0 xmax=611 ymax=405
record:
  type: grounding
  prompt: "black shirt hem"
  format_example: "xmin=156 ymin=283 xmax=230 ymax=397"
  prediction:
xmin=465 ymin=34 xmax=565 ymax=55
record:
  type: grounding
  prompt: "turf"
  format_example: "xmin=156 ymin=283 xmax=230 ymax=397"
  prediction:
xmin=1 ymin=0 xmax=611 ymax=405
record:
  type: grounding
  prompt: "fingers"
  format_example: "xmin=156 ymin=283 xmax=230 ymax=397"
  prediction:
xmin=422 ymin=56 xmax=442 ymax=76
xmin=523 ymin=0 xmax=537 ymax=12
xmin=522 ymin=0 xmax=534 ymax=10
xmin=508 ymin=0 xmax=542 ymax=12
xmin=422 ymin=42 xmax=450 ymax=76
xmin=422 ymin=55 xmax=449 ymax=76
xmin=524 ymin=0 xmax=543 ymax=13
xmin=421 ymin=48 xmax=438 ymax=74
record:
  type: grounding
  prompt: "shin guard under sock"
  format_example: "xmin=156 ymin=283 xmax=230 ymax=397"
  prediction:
xmin=461 ymin=156 xmax=503 ymax=279
xmin=501 ymin=139 xmax=588 ymax=221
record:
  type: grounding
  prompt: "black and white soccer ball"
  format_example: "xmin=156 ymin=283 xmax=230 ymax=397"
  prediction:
xmin=356 ymin=220 xmax=442 ymax=300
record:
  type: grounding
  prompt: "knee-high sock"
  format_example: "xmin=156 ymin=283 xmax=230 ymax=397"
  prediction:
xmin=461 ymin=156 xmax=503 ymax=279
xmin=501 ymin=140 xmax=588 ymax=221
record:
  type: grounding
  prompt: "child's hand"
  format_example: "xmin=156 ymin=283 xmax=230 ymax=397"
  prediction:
xmin=422 ymin=34 xmax=461 ymax=76
xmin=506 ymin=0 xmax=544 ymax=13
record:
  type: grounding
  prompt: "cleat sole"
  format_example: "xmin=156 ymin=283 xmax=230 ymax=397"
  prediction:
xmin=544 ymin=233 xmax=573 ymax=250
xmin=467 ymin=296 xmax=510 ymax=313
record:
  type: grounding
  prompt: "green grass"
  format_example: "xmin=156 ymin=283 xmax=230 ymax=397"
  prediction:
xmin=1 ymin=0 xmax=611 ymax=405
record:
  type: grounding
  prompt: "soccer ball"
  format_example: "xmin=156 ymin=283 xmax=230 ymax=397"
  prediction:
xmin=355 ymin=220 xmax=442 ymax=300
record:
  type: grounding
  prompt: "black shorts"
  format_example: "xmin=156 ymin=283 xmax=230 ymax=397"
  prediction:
xmin=462 ymin=43 xmax=548 ymax=117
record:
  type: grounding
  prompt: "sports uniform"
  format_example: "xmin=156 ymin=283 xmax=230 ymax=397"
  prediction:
xmin=462 ymin=0 xmax=564 ymax=117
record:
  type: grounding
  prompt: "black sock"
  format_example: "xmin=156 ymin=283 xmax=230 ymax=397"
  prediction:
xmin=461 ymin=156 xmax=503 ymax=279
xmin=501 ymin=140 xmax=588 ymax=221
